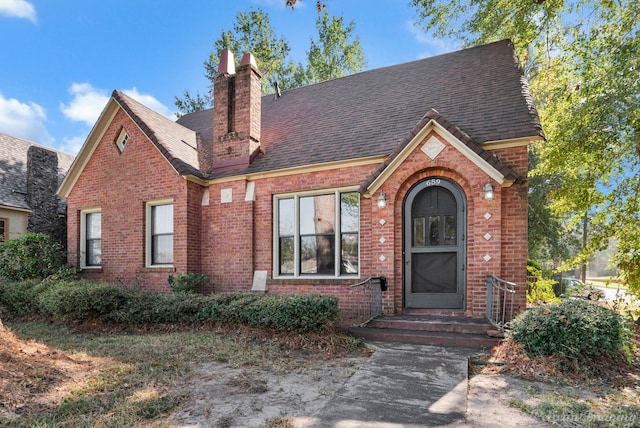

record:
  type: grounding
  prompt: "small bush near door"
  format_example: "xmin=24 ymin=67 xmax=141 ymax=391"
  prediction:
xmin=510 ymin=299 xmax=633 ymax=363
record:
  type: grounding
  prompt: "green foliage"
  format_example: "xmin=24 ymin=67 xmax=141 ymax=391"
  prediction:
xmin=167 ymin=272 xmax=210 ymax=294
xmin=0 ymin=232 xmax=65 ymax=281
xmin=410 ymin=0 xmax=640 ymax=300
xmin=38 ymin=280 xmax=130 ymax=320
xmin=299 ymin=11 xmax=367 ymax=85
xmin=175 ymin=7 xmax=366 ymax=115
xmin=526 ymin=262 xmax=560 ymax=304
xmin=0 ymin=278 xmax=44 ymax=315
xmin=0 ymin=278 xmax=338 ymax=333
xmin=510 ymin=300 xmax=633 ymax=363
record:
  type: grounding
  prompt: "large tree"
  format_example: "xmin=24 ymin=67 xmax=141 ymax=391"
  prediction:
xmin=175 ymin=7 xmax=293 ymax=115
xmin=411 ymin=0 xmax=640 ymax=292
xmin=176 ymin=6 xmax=366 ymax=116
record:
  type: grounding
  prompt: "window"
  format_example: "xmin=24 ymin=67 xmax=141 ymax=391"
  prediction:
xmin=80 ymin=210 xmax=101 ymax=268
xmin=146 ymin=200 xmax=173 ymax=266
xmin=0 ymin=218 xmax=7 ymax=243
xmin=274 ymin=189 xmax=359 ymax=277
xmin=115 ymin=128 xmax=129 ymax=153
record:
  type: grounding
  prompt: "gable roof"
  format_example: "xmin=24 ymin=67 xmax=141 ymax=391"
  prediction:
xmin=178 ymin=39 xmax=543 ymax=180
xmin=58 ymin=91 xmax=205 ymax=197
xmin=360 ymin=109 xmax=520 ymax=196
xmin=111 ymin=91 xmax=203 ymax=178
xmin=0 ymin=132 xmax=74 ymax=211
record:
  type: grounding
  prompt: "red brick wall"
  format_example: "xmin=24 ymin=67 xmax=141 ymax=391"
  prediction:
xmin=493 ymin=145 xmax=528 ymax=313
xmin=68 ymin=109 xmax=528 ymax=318
xmin=67 ymin=109 xmax=197 ymax=292
xmin=198 ymin=131 xmax=529 ymax=319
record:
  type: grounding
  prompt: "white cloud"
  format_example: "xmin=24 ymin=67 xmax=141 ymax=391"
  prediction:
xmin=0 ymin=0 xmax=37 ymax=23
xmin=405 ymin=20 xmax=455 ymax=59
xmin=59 ymin=135 xmax=85 ymax=155
xmin=61 ymin=83 xmax=176 ymax=126
xmin=0 ymin=93 xmax=52 ymax=144
xmin=123 ymin=87 xmax=177 ymax=121
xmin=60 ymin=83 xmax=110 ymax=126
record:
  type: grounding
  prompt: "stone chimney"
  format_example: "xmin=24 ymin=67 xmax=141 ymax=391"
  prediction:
xmin=213 ymin=50 xmax=262 ymax=170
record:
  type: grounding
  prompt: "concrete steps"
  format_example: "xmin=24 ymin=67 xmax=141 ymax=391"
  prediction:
xmin=349 ymin=315 xmax=504 ymax=349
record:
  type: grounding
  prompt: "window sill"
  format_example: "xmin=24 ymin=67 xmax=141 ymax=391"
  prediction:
xmin=270 ymin=276 xmax=360 ymax=286
xmin=80 ymin=267 xmax=103 ymax=273
xmin=140 ymin=266 xmax=176 ymax=273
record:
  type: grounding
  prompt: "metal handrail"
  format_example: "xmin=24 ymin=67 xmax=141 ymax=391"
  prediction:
xmin=349 ymin=276 xmax=385 ymax=327
xmin=486 ymin=274 xmax=516 ymax=331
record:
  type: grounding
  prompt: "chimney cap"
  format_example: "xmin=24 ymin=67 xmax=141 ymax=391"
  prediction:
xmin=240 ymin=53 xmax=258 ymax=69
xmin=219 ymin=49 xmax=236 ymax=75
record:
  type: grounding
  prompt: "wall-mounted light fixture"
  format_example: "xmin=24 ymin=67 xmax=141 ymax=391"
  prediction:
xmin=483 ymin=183 xmax=494 ymax=201
xmin=377 ymin=192 xmax=387 ymax=208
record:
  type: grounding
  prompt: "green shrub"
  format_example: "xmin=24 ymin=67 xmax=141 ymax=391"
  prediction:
xmin=0 ymin=278 xmax=44 ymax=315
xmin=38 ymin=280 xmax=129 ymax=320
xmin=0 ymin=276 xmax=339 ymax=333
xmin=167 ymin=272 xmax=210 ymax=293
xmin=510 ymin=299 xmax=633 ymax=362
xmin=0 ymin=233 xmax=65 ymax=281
xmin=526 ymin=262 xmax=560 ymax=304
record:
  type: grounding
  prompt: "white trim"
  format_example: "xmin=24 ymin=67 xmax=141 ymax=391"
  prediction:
xmin=79 ymin=208 xmax=102 ymax=269
xmin=482 ymin=135 xmax=543 ymax=150
xmin=145 ymin=198 xmax=174 ymax=268
xmin=57 ymin=100 xmax=119 ymax=198
xmin=115 ymin=127 xmax=129 ymax=153
xmin=272 ymin=186 xmax=360 ymax=279
xmin=364 ymin=120 xmax=514 ymax=197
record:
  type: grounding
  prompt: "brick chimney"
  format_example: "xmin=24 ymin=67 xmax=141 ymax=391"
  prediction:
xmin=213 ymin=50 xmax=262 ymax=170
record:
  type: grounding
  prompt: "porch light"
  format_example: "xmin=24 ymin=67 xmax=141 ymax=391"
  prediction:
xmin=484 ymin=183 xmax=494 ymax=201
xmin=377 ymin=192 xmax=387 ymax=208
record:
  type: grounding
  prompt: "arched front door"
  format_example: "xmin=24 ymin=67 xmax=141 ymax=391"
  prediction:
xmin=404 ymin=178 xmax=467 ymax=309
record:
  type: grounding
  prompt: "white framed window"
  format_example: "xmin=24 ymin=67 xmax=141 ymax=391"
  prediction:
xmin=273 ymin=188 xmax=359 ymax=278
xmin=115 ymin=128 xmax=129 ymax=153
xmin=80 ymin=209 xmax=101 ymax=268
xmin=146 ymin=199 xmax=173 ymax=267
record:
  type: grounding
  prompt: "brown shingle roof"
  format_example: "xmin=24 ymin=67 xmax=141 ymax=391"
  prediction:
xmin=112 ymin=90 xmax=204 ymax=179
xmin=0 ymin=133 xmax=74 ymax=211
xmin=179 ymin=39 xmax=542 ymax=179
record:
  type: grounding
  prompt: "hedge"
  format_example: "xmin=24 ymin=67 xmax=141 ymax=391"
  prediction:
xmin=0 ymin=279 xmax=339 ymax=333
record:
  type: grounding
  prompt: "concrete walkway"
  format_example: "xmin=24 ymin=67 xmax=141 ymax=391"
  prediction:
xmin=309 ymin=341 xmax=545 ymax=428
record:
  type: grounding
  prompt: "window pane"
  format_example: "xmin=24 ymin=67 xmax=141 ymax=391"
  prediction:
xmin=341 ymin=233 xmax=358 ymax=274
xmin=152 ymin=204 xmax=173 ymax=234
xmin=300 ymin=235 xmax=334 ymax=274
xmin=429 ymin=216 xmax=440 ymax=246
xmin=87 ymin=239 xmax=101 ymax=266
xmin=153 ymin=234 xmax=173 ymax=264
xmin=87 ymin=213 xmax=101 ymax=239
xmin=278 ymin=198 xmax=294 ymax=236
xmin=340 ymin=192 xmax=359 ymax=232
xmin=300 ymin=194 xmax=334 ymax=235
xmin=413 ymin=217 xmax=425 ymax=246
xmin=279 ymin=236 xmax=294 ymax=275
xmin=444 ymin=215 xmax=456 ymax=245
xmin=0 ymin=219 xmax=5 ymax=242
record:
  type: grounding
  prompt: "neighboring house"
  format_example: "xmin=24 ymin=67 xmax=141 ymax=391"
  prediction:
xmin=58 ymin=40 xmax=544 ymax=317
xmin=0 ymin=133 xmax=75 ymax=245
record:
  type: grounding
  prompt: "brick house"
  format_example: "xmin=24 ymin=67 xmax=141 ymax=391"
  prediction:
xmin=58 ymin=40 xmax=544 ymax=318
xmin=0 ymin=133 xmax=75 ymax=246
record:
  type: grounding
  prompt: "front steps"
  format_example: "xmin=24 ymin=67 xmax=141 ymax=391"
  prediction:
xmin=349 ymin=315 xmax=504 ymax=349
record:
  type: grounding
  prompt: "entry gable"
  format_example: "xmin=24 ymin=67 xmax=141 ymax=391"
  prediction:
xmin=360 ymin=109 xmax=520 ymax=197
xmin=58 ymin=90 xmax=203 ymax=198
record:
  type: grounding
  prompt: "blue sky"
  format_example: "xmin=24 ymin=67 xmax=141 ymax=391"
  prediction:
xmin=0 ymin=0 xmax=456 ymax=155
